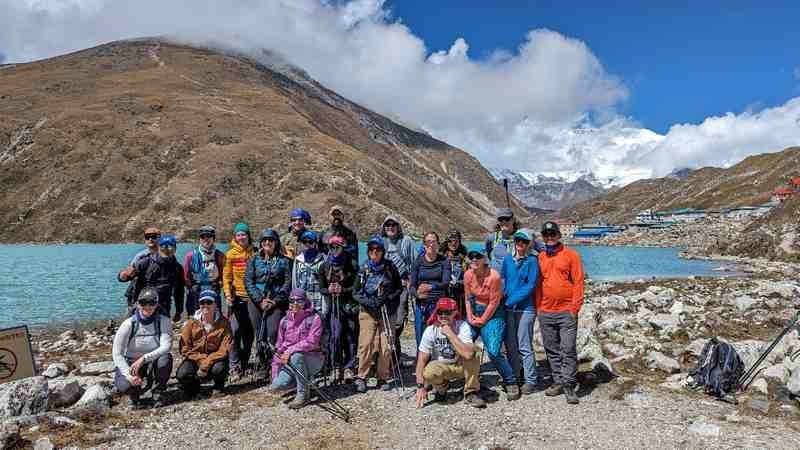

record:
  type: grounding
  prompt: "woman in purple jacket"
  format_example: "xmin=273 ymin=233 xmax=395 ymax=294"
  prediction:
xmin=269 ymin=288 xmax=323 ymax=409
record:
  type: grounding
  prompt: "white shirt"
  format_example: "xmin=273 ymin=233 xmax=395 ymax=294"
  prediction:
xmin=418 ymin=320 xmax=472 ymax=364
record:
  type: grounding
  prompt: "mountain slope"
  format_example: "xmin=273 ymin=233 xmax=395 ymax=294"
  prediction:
xmin=0 ymin=39 xmax=525 ymax=242
xmin=562 ymin=147 xmax=800 ymax=223
xmin=489 ymin=168 xmax=610 ymax=210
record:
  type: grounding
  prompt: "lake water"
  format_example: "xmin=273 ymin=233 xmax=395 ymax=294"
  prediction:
xmin=0 ymin=243 xmax=722 ymax=329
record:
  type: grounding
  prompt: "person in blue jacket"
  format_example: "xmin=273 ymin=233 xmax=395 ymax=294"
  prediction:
xmin=501 ymin=229 xmax=541 ymax=395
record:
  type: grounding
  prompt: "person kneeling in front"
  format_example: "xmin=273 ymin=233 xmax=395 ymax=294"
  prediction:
xmin=414 ymin=298 xmax=486 ymax=408
xmin=177 ymin=290 xmax=232 ymax=399
xmin=269 ymin=288 xmax=324 ymax=409
xmin=112 ymin=287 xmax=174 ymax=409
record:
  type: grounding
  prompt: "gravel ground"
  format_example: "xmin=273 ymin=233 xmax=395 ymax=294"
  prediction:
xmin=97 ymin=340 xmax=800 ymax=450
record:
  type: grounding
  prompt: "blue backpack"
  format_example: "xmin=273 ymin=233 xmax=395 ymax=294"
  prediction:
xmin=689 ymin=338 xmax=744 ymax=401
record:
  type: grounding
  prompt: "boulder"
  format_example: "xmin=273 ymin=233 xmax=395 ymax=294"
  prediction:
xmin=0 ymin=423 xmax=22 ymax=450
xmin=599 ymin=295 xmax=630 ymax=311
xmin=58 ymin=330 xmax=78 ymax=341
xmin=78 ymin=361 xmax=115 ymax=376
xmin=648 ymin=314 xmax=680 ymax=332
xmin=733 ymin=296 xmax=759 ymax=312
xmin=42 ymin=363 xmax=69 ymax=379
xmin=576 ymin=329 xmax=613 ymax=374
xmin=577 ymin=304 xmax=601 ymax=331
xmin=660 ymin=373 xmax=686 ymax=391
xmin=750 ymin=378 xmax=768 ymax=395
xmin=685 ymin=339 xmax=708 ymax=358
xmin=646 ymin=351 xmax=680 ymax=373
xmin=669 ymin=301 xmax=688 ymax=316
xmin=756 ymin=281 xmax=799 ymax=299
xmin=731 ymin=340 xmax=769 ymax=369
xmin=0 ymin=376 xmax=49 ymax=419
xmin=34 ymin=437 xmax=55 ymax=450
xmin=48 ymin=380 xmax=84 ymax=409
xmin=760 ymin=364 xmax=789 ymax=384
xmin=602 ymin=343 xmax=627 ymax=357
xmin=70 ymin=385 xmax=111 ymax=413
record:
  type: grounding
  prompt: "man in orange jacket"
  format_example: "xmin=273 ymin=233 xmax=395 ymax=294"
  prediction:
xmin=537 ymin=221 xmax=584 ymax=405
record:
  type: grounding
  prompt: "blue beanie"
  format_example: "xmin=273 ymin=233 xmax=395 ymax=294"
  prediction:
xmin=290 ymin=208 xmax=312 ymax=224
xmin=300 ymin=230 xmax=319 ymax=242
xmin=367 ymin=235 xmax=384 ymax=249
xmin=158 ymin=235 xmax=177 ymax=247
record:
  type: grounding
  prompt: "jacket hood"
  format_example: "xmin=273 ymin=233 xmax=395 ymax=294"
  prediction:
xmin=228 ymin=240 xmax=254 ymax=258
xmin=381 ymin=215 xmax=404 ymax=238
xmin=258 ymin=228 xmax=283 ymax=256
xmin=286 ymin=299 xmax=314 ymax=323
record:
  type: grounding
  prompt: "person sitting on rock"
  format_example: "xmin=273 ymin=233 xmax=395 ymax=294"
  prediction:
xmin=415 ymin=297 xmax=486 ymax=408
xmin=177 ymin=290 xmax=232 ymax=399
xmin=112 ymin=287 xmax=174 ymax=409
xmin=538 ymin=221 xmax=585 ymax=405
xmin=465 ymin=250 xmax=520 ymax=400
xmin=269 ymin=288 xmax=323 ymax=409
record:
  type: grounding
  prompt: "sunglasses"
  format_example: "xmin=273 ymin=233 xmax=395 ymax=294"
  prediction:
xmin=144 ymin=234 xmax=161 ymax=240
xmin=291 ymin=217 xmax=305 ymax=222
xmin=542 ymin=231 xmax=558 ymax=237
xmin=289 ymin=298 xmax=305 ymax=304
xmin=301 ymin=240 xmax=316 ymax=246
xmin=262 ymin=238 xmax=276 ymax=243
xmin=198 ymin=299 xmax=215 ymax=305
xmin=368 ymin=246 xmax=383 ymax=252
xmin=138 ymin=300 xmax=158 ymax=307
xmin=498 ymin=217 xmax=513 ymax=223
xmin=330 ymin=245 xmax=343 ymax=250
xmin=384 ymin=223 xmax=398 ymax=228
xmin=199 ymin=233 xmax=215 ymax=239
xmin=447 ymin=239 xmax=459 ymax=244
xmin=437 ymin=310 xmax=454 ymax=316
xmin=424 ymin=240 xmax=438 ymax=245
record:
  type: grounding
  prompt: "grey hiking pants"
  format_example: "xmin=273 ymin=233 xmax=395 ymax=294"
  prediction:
xmin=538 ymin=311 xmax=578 ymax=387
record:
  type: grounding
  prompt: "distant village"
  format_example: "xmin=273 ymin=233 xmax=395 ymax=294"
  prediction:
xmin=554 ymin=177 xmax=800 ymax=242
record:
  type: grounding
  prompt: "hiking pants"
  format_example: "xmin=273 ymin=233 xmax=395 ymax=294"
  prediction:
xmin=176 ymin=359 xmax=228 ymax=394
xmin=538 ymin=311 xmax=578 ymax=387
xmin=413 ymin=300 xmax=437 ymax=351
xmin=270 ymin=352 xmax=323 ymax=399
xmin=423 ymin=357 xmax=480 ymax=396
xmin=472 ymin=316 xmax=517 ymax=385
xmin=114 ymin=354 xmax=173 ymax=398
xmin=255 ymin=306 xmax=285 ymax=369
xmin=505 ymin=310 xmax=538 ymax=384
xmin=357 ymin=310 xmax=392 ymax=381
xmin=394 ymin=288 xmax=409 ymax=358
xmin=229 ymin=296 xmax=260 ymax=370
xmin=330 ymin=311 xmax=359 ymax=370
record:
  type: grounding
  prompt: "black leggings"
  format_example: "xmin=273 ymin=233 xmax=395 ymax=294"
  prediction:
xmin=176 ymin=359 xmax=228 ymax=393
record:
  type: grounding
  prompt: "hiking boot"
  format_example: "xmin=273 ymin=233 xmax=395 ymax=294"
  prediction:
xmin=354 ymin=378 xmax=367 ymax=393
xmin=343 ymin=368 xmax=355 ymax=383
xmin=545 ymin=384 xmax=563 ymax=397
xmin=152 ymin=390 xmax=167 ymax=408
xmin=129 ymin=395 xmax=144 ymax=410
xmin=464 ymin=392 xmax=486 ymax=408
xmin=505 ymin=384 xmax=521 ymax=401
xmin=564 ymin=385 xmax=579 ymax=405
xmin=229 ymin=365 xmax=243 ymax=383
xmin=380 ymin=380 xmax=394 ymax=391
xmin=253 ymin=368 xmax=269 ymax=383
xmin=288 ymin=393 xmax=309 ymax=409
xmin=521 ymin=382 xmax=541 ymax=395
xmin=433 ymin=391 xmax=448 ymax=403
xmin=211 ymin=385 xmax=227 ymax=398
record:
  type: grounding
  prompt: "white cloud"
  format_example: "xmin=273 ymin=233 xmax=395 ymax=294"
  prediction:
xmin=2 ymin=0 xmax=799 ymax=183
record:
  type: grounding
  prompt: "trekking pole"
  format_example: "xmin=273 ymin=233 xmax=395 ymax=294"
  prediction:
xmin=381 ymin=304 xmax=407 ymax=394
xmin=502 ymin=178 xmax=511 ymax=208
xmin=252 ymin=302 xmax=271 ymax=384
xmin=738 ymin=309 xmax=800 ymax=391
xmin=267 ymin=343 xmax=351 ymax=422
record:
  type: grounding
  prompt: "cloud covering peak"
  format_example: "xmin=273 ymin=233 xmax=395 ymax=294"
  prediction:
xmin=2 ymin=0 xmax=799 ymax=181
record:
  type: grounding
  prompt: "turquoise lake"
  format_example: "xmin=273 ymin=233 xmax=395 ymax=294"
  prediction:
xmin=0 ymin=243 xmax=723 ymax=329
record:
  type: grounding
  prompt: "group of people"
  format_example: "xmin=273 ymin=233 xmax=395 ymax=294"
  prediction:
xmin=111 ymin=205 xmax=585 ymax=411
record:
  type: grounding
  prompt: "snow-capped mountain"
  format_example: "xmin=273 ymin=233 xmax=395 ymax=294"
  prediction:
xmin=489 ymin=168 xmax=615 ymax=211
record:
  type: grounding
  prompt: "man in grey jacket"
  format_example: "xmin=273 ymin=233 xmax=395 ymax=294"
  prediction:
xmin=380 ymin=216 xmax=416 ymax=362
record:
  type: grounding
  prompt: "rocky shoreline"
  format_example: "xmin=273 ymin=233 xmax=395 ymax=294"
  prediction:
xmin=2 ymin=255 xmax=800 ymax=449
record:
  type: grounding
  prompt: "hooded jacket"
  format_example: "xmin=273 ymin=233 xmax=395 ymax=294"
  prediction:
xmin=380 ymin=216 xmax=416 ymax=279
xmin=271 ymin=298 xmax=323 ymax=379
xmin=130 ymin=253 xmax=185 ymax=315
xmin=179 ymin=312 xmax=232 ymax=371
xmin=223 ymin=240 xmax=255 ymax=300
xmin=245 ymin=229 xmax=293 ymax=306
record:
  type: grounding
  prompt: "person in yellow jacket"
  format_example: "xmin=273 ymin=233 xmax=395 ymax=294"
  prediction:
xmin=223 ymin=222 xmax=256 ymax=381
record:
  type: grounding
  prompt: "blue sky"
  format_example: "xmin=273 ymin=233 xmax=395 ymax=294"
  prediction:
xmin=387 ymin=1 xmax=800 ymax=134
xmin=2 ymin=0 xmax=799 ymax=179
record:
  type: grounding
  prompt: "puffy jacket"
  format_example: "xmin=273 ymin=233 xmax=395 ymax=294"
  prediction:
xmin=353 ymin=259 xmax=402 ymax=317
xmin=223 ymin=240 xmax=255 ymax=299
xmin=380 ymin=216 xmax=416 ymax=279
xmin=271 ymin=300 xmax=322 ymax=379
xmin=501 ymin=254 xmax=539 ymax=311
xmin=536 ymin=244 xmax=584 ymax=315
xmin=179 ymin=314 xmax=232 ymax=371
xmin=292 ymin=251 xmax=327 ymax=315
xmin=130 ymin=253 xmax=185 ymax=315
xmin=245 ymin=251 xmax=293 ymax=306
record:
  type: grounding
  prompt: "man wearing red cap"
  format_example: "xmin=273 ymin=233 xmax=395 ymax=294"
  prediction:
xmin=414 ymin=298 xmax=486 ymax=408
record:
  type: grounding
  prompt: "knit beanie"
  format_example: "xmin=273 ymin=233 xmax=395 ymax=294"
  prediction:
xmin=233 ymin=223 xmax=250 ymax=234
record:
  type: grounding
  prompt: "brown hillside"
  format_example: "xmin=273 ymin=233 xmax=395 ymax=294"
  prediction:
xmin=0 ymin=39 xmax=525 ymax=243
xmin=562 ymin=147 xmax=800 ymax=223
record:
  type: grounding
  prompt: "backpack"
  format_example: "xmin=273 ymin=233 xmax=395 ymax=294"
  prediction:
xmin=127 ymin=313 xmax=163 ymax=348
xmin=688 ymin=338 xmax=744 ymax=400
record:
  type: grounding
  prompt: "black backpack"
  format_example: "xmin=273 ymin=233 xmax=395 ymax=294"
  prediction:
xmin=689 ymin=338 xmax=744 ymax=400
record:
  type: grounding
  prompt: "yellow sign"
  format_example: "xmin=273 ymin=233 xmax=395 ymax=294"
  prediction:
xmin=0 ymin=326 xmax=36 ymax=384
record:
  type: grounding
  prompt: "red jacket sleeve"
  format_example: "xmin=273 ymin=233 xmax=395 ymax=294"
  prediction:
xmin=570 ymin=251 xmax=585 ymax=315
